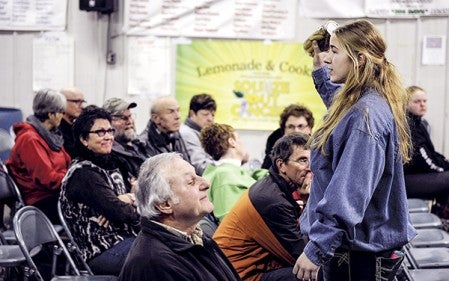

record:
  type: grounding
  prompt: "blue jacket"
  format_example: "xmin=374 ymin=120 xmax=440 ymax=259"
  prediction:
xmin=300 ymin=67 xmax=416 ymax=266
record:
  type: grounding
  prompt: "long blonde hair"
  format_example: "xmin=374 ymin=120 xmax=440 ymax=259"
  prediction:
xmin=312 ymin=20 xmax=412 ymax=162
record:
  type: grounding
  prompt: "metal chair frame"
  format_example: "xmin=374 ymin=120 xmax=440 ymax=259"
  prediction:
xmin=13 ymin=206 xmax=117 ymax=281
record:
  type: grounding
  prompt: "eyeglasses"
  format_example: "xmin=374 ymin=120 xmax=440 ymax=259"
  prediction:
xmin=288 ymin=157 xmax=310 ymax=167
xmin=67 ymin=99 xmax=87 ymax=105
xmin=88 ymin=128 xmax=115 ymax=137
xmin=286 ymin=124 xmax=309 ymax=130
xmin=112 ymin=114 xmax=135 ymax=122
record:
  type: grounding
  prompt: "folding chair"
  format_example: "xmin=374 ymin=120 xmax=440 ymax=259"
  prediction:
xmin=400 ymin=263 xmax=449 ymax=281
xmin=404 ymin=244 xmax=449 ymax=269
xmin=57 ymin=200 xmax=95 ymax=275
xmin=0 ymin=166 xmax=25 ymax=243
xmin=410 ymin=228 xmax=449 ymax=248
xmin=408 ymin=198 xmax=430 ymax=213
xmin=0 ymin=230 xmax=40 ymax=280
xmin=409 ymin=212 xmax=442 ymax=229
xmin=13 ymin=206 xmax=118 ymax=281
xmin=2 ymin=166 xmax=64 ymax=243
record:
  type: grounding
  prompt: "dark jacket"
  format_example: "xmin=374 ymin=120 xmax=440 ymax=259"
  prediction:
xmin=138 ymin=120 xmax=190 ymax=162
xmin=110 ymin=139 xmax=147 ymax=191
xmin=261 ymin=128 xmax=283 ymax=169
xmin=60 ymin=150 xmax=140 ymax=262
xmin=118 ymin=218 xmax=241 ymax=281
xmin=404 ymin=112 xmax=449 ymax=174
xmin=59 ymin=118 xmax=78 ymax=158
xmin=213 ymin=168 xmax=306 ymax=281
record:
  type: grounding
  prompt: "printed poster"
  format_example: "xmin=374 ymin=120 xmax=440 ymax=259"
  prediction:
xmin=175 ymin=40 xmax=326 ymax=131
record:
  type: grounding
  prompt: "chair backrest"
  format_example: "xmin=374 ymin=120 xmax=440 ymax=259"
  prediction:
xmin=57 ymin=200 xmax=94 ymax=275
xmin=0 ymin=129 xmax=14 ymax=163
xmin=13 ymin=206 xmax=80 ymax=281
xmin=0 ymin=166 xmax=24 ymax=212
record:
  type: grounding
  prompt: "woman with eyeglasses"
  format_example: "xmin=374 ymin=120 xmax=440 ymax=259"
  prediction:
xmin=6 ymin=88 xmax=71 ymax=224
xmin=59 ymin=105 xmax=139 ymax=276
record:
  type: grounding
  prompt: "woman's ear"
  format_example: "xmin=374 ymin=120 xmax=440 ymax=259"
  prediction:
xmin=357 ymin=53 xmax=366 ymax=66
xmin=80 ymin=136 xmax=88 ymax=147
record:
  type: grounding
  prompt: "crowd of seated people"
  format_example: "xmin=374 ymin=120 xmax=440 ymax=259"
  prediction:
xmin=4 ymin=80 xmax=449 ymax=280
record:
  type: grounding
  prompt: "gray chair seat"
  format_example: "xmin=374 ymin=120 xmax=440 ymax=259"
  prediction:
xmin=410 ymin=212 xmax=442 ymax=229
xmin=408 ymin=198 xmax=430 ymax=213
xmin=408 ymin=247 xmax=449 ymax=268
xmin=411 ymin=229 xmax=449 ymax=248
xmin=407 ymin=268 xmax=449 ymax=281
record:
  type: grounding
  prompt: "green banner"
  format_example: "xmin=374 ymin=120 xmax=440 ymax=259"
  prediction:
xmin=176 ymin=39 xmax=326 ymax=130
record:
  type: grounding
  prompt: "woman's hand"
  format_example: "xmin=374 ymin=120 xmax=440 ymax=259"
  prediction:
xmin=293 ymin=253 xmax=320 ymax=280
xmin=97 ymin=215 xmax=110 ymax=228
xmin=118 ymin=193 xmax=137 ymax=207
xmin=312 ymin=41 xmax=327 ymax=70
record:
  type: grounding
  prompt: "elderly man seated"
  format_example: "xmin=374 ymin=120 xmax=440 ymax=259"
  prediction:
xmin=214 ymin=133 xmax=312 ymax=281
xmin=118 ymin=153 xmax=240 ymax=281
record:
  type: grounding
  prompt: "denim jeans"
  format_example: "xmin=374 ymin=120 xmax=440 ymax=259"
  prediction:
xmin=261 ymin=267 xmax=298 ymax=281
xmin=322 ymin=249 xmax=404 ymax=281
xmin=88 ymin=237 xmax=135 ymax=276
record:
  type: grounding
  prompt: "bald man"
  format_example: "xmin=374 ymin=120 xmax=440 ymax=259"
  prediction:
xmin=138 ymin=96 xmax=190 ymax=161
xmin=59 ymin=87 xmax=86 ymax=158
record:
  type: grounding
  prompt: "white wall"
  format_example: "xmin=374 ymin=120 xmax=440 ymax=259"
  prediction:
xmin=1 ymin=1 xmax=448 ymax=162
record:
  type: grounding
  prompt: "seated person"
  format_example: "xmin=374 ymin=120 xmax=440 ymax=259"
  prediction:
xmin=138 ymin=95 xmax=190 ymax=161
xmin=59 ymin=86 xmax=86 ymax=158
xmin=404 ymin=85 xmax=449 ymax=218
xmin=103 ymin=98 xmax=147 ymax=191
xmin=200 ymin=123 xmax=268 ymax=222
xmin=180 ymin=93 xmax=216 ymax=175
xmin=261 ymin=104 xmax=314 ymax=169
xmin=7 ymin=89 xmax=71 ymax=223
xmin=118 ymin=153 xmax=240 ymax=281
xmin=214 ymin=133 xmax=311 ymax=281
xmin=59 ymin=106 xmax=140 ymax=276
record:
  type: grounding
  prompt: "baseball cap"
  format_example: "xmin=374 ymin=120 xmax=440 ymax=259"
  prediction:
xmin=103 ymin=98 xmax=137 ymax=116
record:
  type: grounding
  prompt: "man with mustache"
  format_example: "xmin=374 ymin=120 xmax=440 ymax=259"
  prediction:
xmin=103 ymin=98 xmax=147 ymax=191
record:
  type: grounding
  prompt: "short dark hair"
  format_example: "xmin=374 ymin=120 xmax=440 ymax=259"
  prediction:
xmin=72 ymin=105 xmax=111 ymax=149
xmin=271 ymin=133 xmax=309 ymax=173
xmin=189 ymin=94 xmax=217 ymax=116
xmin=279 ymin=104 xmax=314 ymax=130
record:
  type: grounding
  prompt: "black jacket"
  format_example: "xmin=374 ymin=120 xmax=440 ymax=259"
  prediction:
xmin=261 ymin=128 xmax=283 ymax=169
xmin=138 ymin=121 xmax=190 ymax=162
xmin=404 ymin=113 xmax=449 ymax=174
xmin=110 ymin=140 xmax=147 ymax=191
xmin=119 ymin=218 xmax=241 ymax=281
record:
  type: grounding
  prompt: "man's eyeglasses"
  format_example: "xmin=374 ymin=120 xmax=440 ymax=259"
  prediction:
xmin=286 ymin=124 xmax=309 ymax=130
xmin=112 ymin=114 xmax=135 ymax=122
xmin=88 ymin=128 xmax=116 ymax=137
xmin=67 ymin=99 xmax=87 ymax=105
xmin=288 ymin=157 xmax=310 ymax=167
